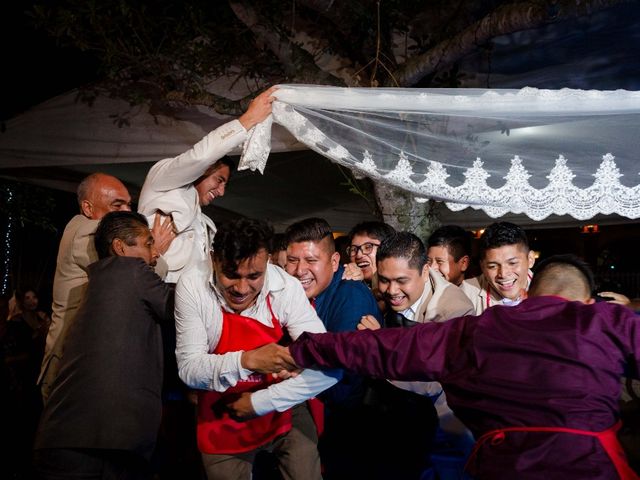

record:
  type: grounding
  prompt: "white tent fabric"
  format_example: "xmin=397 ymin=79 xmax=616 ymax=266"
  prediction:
xmin=0 ymin=90 xmax=303 ymax=169
xmin=241 ymin=85 xmax=640 ymax=221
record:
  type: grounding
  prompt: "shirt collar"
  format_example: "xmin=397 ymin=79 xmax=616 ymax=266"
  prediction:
xmin=400 ymin=281 xmax=429 ymax=321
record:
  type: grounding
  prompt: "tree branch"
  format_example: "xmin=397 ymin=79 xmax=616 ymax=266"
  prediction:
xmin=165 ymin=90 xmax=251 ymax=115
xmin=392 ymin=0 xmax=636 ymax=87
xmin=228 ymin=0 xmax=345 ymax=85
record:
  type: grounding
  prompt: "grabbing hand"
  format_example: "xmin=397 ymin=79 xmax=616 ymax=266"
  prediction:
xmin=240 ymin=343 xmax=298 ymax=373
xmin=239 ymin=86 xmax=278 ymax=130
xmin=342 ymin=262 xmax=365 ymax=281
xmin=357 ymin=314 xmax=381 ymax=331
xmin=225 ymin=392 xmax=257 ymax=421
xmin=151 ymin=213 xmax=176 ymax=255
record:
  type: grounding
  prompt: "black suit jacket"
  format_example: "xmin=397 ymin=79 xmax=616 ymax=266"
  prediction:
xmin=34 ymin=256 xmax=173 ymax=459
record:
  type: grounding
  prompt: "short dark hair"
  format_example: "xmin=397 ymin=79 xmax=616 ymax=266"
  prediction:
xmin=479 ymin=222 xmax=529 ymax=259
xmin=348 ymin=221 xmax=396 ymax=243
xmin=427 ymin=225 xmax=471 ymax=261
xmin=271 ymin=233 xmax=287 ymax=253
xmin=529 ymin=254 xmax=595 ymax=299
xmin=284 ymin=217 xmax=335 ymax=253
xmin=94 ymin=211 xmax=149 ymax=259
xmin=377 ymin=231 xmax=427 ymax=271
xmin=203 ymin=156 xmax=235 ymax=177
xmin=213 ymin=218 xmax=274 ymax=273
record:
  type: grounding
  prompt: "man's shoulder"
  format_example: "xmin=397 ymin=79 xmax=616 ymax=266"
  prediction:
xmin=461 ymin=277 xmax=484 ymax=295
xmin=63 ymin=214 xmax=98 ymax=237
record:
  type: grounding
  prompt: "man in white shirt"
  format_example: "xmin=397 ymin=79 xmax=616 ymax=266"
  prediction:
xmin=138 ymin=86 xmax=277 ymax=283
xmin=463 ymin=221 xmax=535 ymax=314
xmin=175 ymin=218 xmax=338 ymax=480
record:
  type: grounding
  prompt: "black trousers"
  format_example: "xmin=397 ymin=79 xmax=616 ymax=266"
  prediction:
xmin=32 ymin=448 xmax=151 ymax=480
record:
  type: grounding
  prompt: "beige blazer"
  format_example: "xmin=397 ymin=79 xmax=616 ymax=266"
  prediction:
xmin=39 ymin=214 xmax=99 ymax=398
xmin=462 ymin=270 xmax=534 ymax=315
xmin=414 ymin=269 xmax=476 ymax=324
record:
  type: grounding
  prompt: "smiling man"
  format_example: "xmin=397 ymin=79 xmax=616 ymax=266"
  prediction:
xmin=346 ymin=221 xmax=396 ymax=284
xmin=138 ymin=86 xmax=277 ymax=283
xmin=464 ymin=222 xmax=535 ymax=314
xmin=284 ymin=217 xmax=383 ymax=479
xmin=356 ymin=231 xmax=475 ymax=479
xmin=175 ymin=218 xmax=338 ymax=480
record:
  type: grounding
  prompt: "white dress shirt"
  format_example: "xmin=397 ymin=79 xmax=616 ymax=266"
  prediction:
xmin=175 ymin=264 xmax=339 ymax=416
xmin=138 ymin=119 xmax=247 ymax=283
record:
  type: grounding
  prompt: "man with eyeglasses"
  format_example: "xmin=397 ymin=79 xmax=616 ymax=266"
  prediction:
xmin=345 ymin=221 xmax=396 ymax=284
xmin=284 ymin=218 xmax=383 ymax=479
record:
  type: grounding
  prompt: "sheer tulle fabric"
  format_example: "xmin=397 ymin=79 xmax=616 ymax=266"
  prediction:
xmin=240 ymin=85 xmax=640 ymax=220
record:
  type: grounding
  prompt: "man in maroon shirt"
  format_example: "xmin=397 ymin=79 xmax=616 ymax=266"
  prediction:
xmin=276 ymin=255 xmax=640 ymax=480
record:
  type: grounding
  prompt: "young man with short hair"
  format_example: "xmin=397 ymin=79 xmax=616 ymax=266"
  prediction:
xmin=175 ymin=218 xmax=338 ymax=480
xmin=284 ymin=217 xmax=383 ymax=479
xmin=463 ymin=221 xmax=535 ymax=314
xmin=427 ymin=225 xmax=472 ymax=286
xmin=345 ymin=221 xmax=396 ymax=284
xmin=357 ymin=231 xmax=475 ymax=479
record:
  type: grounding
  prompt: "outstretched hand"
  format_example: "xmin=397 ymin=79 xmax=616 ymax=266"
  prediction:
xmin=240 ymin=343 xmax=298 ymax=374
xmin=238 ymin=86 xmax=278 ymax=131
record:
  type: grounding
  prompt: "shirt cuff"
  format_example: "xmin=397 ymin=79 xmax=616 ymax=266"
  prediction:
xmin=234 ymin=351 xmax=253 ymax=380
xmin=250 ymin=388 xmax=277 ymax=416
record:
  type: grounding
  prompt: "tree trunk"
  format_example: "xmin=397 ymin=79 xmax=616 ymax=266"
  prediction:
xmin=373 ymin=182 xmax=440 ymax=241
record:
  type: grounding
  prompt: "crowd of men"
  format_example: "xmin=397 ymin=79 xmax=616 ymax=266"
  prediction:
xmin=26 ymin=88 xmax=640 ymax=480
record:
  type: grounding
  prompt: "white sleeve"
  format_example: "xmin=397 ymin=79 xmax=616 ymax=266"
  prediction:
xmin=249 ymin=273 xmax=342 ymax=415
xmin=143 ymin=120 xmax=247 ymax=192
xmin=174 ymin=274 xmax=249 ymax=392
xmin=250 ymin=368 xmax=341 ymax=415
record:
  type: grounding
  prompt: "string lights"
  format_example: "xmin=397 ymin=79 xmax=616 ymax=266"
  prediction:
xmin=1 ymin=186 xmax=14 ymax=296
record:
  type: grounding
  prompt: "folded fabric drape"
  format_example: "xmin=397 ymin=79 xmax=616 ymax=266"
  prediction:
xmin=240 ymin=85 xmax=640 ymax=221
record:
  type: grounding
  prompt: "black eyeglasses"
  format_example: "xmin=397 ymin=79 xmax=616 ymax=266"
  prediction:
xmin=346 ymin=242 xmax=380 ymax=256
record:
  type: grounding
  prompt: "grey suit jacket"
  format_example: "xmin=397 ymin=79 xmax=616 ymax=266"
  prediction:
xmin=34 ymin=256 xmax=172 ymax=459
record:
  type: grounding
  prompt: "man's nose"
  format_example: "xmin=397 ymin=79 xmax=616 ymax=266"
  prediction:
xmin=216 ymin=183 xmax=226 ymax=197
xmin=236 ymin=278 xmax=250 ymax=293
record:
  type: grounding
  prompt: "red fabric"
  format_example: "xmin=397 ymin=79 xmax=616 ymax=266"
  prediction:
xmin=197 ymin=297 xmax=292 ymax=454
xmin=467 ymin=421 xmax=639 ymax=480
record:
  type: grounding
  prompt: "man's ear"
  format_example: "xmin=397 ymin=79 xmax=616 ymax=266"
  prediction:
xmin=527 ymin=250 xmax=535 ymax=269
xmin=459 ymin=255 xmax=470 ymax=273
xmin=331 ymin=251 xmax=340 ymax=272
xmin=80 ymin=199 xmax=93 ymax=218
xmin=111 ymin=238 xmax=126 ymax=257
xmin=421 ymin=263 xmax=430 ymax=280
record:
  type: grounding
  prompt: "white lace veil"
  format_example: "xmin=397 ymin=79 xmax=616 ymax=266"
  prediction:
xmin=240 ymin=85 xmax=640 ymax=221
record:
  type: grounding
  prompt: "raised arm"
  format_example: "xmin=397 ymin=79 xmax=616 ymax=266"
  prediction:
xmin=141 ymin=87 xmax=277 ymax=193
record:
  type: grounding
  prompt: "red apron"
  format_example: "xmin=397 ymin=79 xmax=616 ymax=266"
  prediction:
xmin=197 ymin=297 xmax=292 ymax=454
xmin=466 ymin=421 xmax=640 ymax=480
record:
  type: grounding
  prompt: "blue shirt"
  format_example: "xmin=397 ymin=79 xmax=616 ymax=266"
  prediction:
xmin=314 ymin=265 xmax=383 ymax=407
